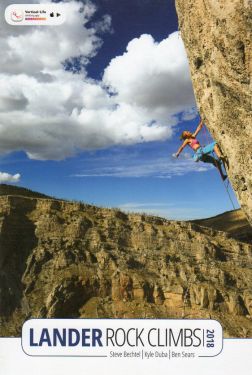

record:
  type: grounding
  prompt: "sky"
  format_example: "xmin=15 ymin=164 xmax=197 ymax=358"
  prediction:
xmin=0 ymin=0 xmax=239 ymax=220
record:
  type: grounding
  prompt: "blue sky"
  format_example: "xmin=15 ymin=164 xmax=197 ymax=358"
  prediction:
xmin=0 ymin=0 xmax=238 ymax=219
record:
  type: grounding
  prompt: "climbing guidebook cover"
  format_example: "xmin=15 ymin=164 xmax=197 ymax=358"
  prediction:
xmin=0 ymin=0 xmax=251 ymax=374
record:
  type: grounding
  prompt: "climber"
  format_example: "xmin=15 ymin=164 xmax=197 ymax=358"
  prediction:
xmin=175 ymin=119 xmax=228 ymax=180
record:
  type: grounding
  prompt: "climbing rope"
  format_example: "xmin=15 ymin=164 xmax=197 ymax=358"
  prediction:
xmin=211 ymin=156 xmax=237 ymax=210
xmin=223 ymin=179 xmax=236 ymax=210
xmin=201 ymin=123 xmax=237 ymax=210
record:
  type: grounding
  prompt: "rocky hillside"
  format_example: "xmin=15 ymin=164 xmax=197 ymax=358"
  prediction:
xmin=175 ymin=0 xmax=252 ymax=225
xmin=193 ymin=209 xmax=252 ymax=244
xmin=0 ymin=184 xmax=50 ymax=199
xmin=0 ymin=189 xmax=252 ymax=338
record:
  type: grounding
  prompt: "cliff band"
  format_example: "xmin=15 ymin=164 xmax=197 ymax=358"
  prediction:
xmin=0 ymin=194 xmax=252 ymax=338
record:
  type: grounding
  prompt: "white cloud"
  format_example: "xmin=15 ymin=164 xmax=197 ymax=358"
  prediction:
xmin=181 ymin=107 xmax=198 ymax=121
xmin=117 ymin=202 xmax=206 ymax=220
xmin=0 ymin=172 xmax=20 ymax=183
xmin=91 ymin=14 xmax=113 ymax=34
xmin=103 ymin=33 xmax=195 ymax=118
xmin=0 ymin=1 xmax=196 ymax=160
xmin=1 ymin=1 xmax=99 ymax=75
xmin=119 ymin=202 xmax=173 ymax=209
xmin=73 ymin=156 xmax=211 ymax=178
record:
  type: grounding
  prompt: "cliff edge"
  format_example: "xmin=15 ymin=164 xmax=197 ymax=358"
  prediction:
xmin=175 ymin=0 xmax=252 ymax=224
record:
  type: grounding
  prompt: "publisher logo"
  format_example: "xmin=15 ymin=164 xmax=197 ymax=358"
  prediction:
xmin=11 ymin=10 xmax=24 ymax=22
xmin=5 ymin=4 xmax=65 ymax=26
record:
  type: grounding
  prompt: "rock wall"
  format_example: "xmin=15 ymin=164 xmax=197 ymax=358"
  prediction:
xmin=175 ymin=0 xmax=252 ymax=224
xmin=0 ymin=195 xmax=252 ymax=337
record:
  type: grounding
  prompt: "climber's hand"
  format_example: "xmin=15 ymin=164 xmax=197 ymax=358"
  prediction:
xmin=172 ymin=153 xmax=179 ymax=158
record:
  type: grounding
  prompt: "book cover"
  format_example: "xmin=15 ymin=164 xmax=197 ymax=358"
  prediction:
xmin=0 ymin=1 xmax=251 ymax=374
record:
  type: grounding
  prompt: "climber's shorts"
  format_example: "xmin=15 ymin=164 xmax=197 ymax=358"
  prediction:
xmin=193 ymin=141 xmax=217 ymax=162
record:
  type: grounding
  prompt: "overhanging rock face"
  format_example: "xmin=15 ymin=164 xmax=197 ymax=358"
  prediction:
xmin=175 ymin=0 xmax=252 ymax=225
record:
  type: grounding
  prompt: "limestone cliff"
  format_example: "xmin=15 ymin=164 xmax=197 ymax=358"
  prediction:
xmin=0 ymin=192 xmax=252 ymax=338
xmin=175 ymin=0 xmax=252 ymax=224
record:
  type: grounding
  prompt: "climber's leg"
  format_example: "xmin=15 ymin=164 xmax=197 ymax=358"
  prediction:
xmin=203 ymin=142 xmax=229 ymax=170
xmin=201 ymin=154 xmax=227 ymax=180
xmin=214 ymin=144 xmax=229 ymax=169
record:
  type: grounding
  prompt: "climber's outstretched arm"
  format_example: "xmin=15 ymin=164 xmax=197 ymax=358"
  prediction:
xmin=175 ymin=140 xmax=189 ymax=157
xmin=192 ymin=119 xmax=204 ymax=137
